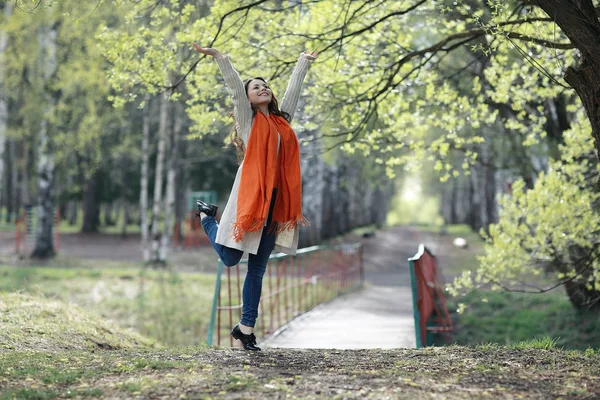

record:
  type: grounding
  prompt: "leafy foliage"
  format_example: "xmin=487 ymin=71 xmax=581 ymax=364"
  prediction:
xmin=451 ymin=114 xmax=600 ymax=301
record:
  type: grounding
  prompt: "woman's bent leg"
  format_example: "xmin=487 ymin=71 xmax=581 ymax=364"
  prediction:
xmin=201 ymin=216 xmax=243 ymax=267
xmin=240 ymin=230 xmax=276 ymax=327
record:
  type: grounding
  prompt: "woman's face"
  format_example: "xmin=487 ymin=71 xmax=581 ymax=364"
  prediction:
xmin=246 ymin=79 xmax=272 ymax=107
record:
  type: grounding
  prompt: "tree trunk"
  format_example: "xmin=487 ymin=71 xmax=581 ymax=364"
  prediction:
xmin=81 ymin=173 xmax=99 ymax=233
xmin=121 ymin=199 xmax=129 ymax=238
xmin=160 ymin=101 xmax=180 ymax=262
xmin=536 ymin=0 xmax=600 ymax=164
xmin=174 ymin=135 xmax=187 ymax=247
xmin=0 ymin=2 xmax=12 ymax=212
xmin=535 ymin=0 xmax=600 ymax=308
xmin=104 ymin=202 xmax=115 ymax=226
xmin=150 ymin=93 xmax=169 ymax=264
xmin=31 ymin=21 xmax=58 ymax=259
xmin=21 ymin=142 xmax=31 ymax=207
xmin=140 ymin=94 xmax=151 ymax=263
xmin=8 ymin=138 xmax=18 ymax=222
xmin=67 ymin=200 xmax=77 ymax=225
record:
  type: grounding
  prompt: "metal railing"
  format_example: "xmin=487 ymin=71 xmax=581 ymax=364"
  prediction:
xmin=408 ymin=244 xmax=453 ymax=348
xmin=207 ymin=243 xmax=363 ymax=346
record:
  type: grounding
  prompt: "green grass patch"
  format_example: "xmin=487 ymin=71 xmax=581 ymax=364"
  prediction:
xmin=0 ymin=265 xmax=216 ymax=347
xmin=0 ymin=388 xmax=59 ymax=400
xmin=0 ymin=293 xmax=152 ymax=352
xmin=445 ymin=289 xmax=600 ymax=350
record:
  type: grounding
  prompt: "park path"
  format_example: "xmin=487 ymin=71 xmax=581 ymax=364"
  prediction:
xmin=262 ymin=226 xmax=445 ymax=349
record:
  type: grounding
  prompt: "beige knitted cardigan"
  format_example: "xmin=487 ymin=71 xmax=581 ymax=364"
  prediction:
xmin=214 ymin=53 xmax=313 ymax=256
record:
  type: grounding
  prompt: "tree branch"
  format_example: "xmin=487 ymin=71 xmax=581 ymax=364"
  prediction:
xmin=506 ymin=31 xmax=575 ymax=50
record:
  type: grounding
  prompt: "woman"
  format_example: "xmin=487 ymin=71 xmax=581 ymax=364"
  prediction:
xmin=192 ymin=43 xmax=317 ymax=351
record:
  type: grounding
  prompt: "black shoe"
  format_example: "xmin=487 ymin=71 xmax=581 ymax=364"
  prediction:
xmin=231 ymin=324 xmax=261 ymax=351
xmin=196 ymin=200 xmax=218 ymax=218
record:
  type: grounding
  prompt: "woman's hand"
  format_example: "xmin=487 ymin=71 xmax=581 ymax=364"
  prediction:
xmin=193 ymin=43 xmax=222 ymax=58
xmin=303 ymin=50 xmax=318 ymax=61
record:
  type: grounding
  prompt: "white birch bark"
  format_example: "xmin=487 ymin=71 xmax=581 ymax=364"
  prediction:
xmin=31 ymin=22 xmax=58 ymax=258
xmin=10 ymin=138 xmax=18 ymax=218
xmin=0 ymin=2 xmax=13 ymax=211
xmin=150 ymin=93 xmax=169 ymax=263
xmin=160 ymin=102 xmax=181 ymax=261
xmin=140 ymin=94 xmax=151 ymax=262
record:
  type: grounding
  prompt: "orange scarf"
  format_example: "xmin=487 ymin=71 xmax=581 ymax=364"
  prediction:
xmin=232 ymin=112 xmax=307 ymax=242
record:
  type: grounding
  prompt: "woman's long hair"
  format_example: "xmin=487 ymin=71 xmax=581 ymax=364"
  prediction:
xmin=229 ymin=77 xmax=291 ymax=162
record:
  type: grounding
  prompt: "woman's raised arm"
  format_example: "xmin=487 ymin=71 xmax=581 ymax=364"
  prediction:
xmin=193 ymin=43 xmax=253 ymax=143
xmin=280 ymin=51 xmax=318 ymax=122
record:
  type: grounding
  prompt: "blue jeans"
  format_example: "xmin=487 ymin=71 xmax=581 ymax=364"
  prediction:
xmin=201 ymin=196 xmax=277 ymax=328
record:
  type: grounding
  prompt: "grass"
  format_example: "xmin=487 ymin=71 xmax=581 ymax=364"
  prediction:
xmin=0 ymin=292 xmax=151 ymax=352
xmin=0 ymin=344 xmax=599 ymax=399
xmin=443 ymin=289 xmax=600 ymax=350
xmin=0 ymin=265 xmax=217 ymax=346
xmin=406 ymin=223 xmax=600 ymax=351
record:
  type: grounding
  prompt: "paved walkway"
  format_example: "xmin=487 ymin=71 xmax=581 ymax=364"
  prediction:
xmin=261 ymin=226 xmax=435 ymax=349
xmin=262 ymin=285 xmax=416 ymax=349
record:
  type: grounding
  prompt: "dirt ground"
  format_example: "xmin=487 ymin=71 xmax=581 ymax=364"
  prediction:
xmin=1 ymin=345 xmax=598 ymax=399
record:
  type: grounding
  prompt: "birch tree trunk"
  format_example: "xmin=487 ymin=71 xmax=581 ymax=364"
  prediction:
xmin=31 ymin=21 xmax=58 ymax=258
xmin=0 ymin=2 xmax=13 ymax=211
xmin=21 ymin=143 xmax=31 ymax=207
xmin=9 ymin=139 xmax=18 ymax=221
xmin=150 ymin=93 xmax=169 ymax=264
xmin=160 ymin=102 xmax=181 ymax=262
xmin=140 ymin=94 xmax=151 ymax=263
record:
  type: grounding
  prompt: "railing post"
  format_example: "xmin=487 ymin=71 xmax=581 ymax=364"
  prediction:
xmin=409 ymin=258 xmax=422 ymax=349
xmin=207 ymin=260 xmax=224 ymax=346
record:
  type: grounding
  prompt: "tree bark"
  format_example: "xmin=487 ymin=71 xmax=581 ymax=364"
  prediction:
xmin=536 ymin=0 xmax=600 ymax=163
xmin=21 ymin=142 xmax=31 ymax=207
xmin=0 ymin=2 xmax=13 ymax=212
xmin=67 ymin=200 xmax=77 ymax=225
xmin=81 ymin=173 xmax=99 ymax=233
xmin=120 ymin=199 xmax=129 ymax=238
xmin=534 ymin=0 xmax=600 ymax=308
xmin=140 ymin=94 xmax=151 ymax=262
xmin=150 ymin=93 xmax=169 ymax=264
xmin=104 ymin=202 xmax=115 ymax=226
xmin=31 ymin=21 xmax=58 ymax=259
xmin=8 ymin=138 xmax=18 ymax=222
xmin=160 ymin=101 xmax=180 ymax=262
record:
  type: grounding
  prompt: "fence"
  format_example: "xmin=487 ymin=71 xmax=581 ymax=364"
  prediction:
xmin=408 ymin=244 xmax=453 ymax=348
xmin=207 ymin=243 xmax=363 ymax=346
xmin=13 ymin=207 xmax=61 ymax=256
xmin=172 ymin=212 xmax=209 ymax=248
xmin=171 ymin=191 xmax=217 ymax=249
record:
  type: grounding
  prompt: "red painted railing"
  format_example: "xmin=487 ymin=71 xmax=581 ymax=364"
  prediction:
xmin=207 ymin=243 xmax=364 ymax=346
xmin=409 ymin=245 xmax=453 ymax=348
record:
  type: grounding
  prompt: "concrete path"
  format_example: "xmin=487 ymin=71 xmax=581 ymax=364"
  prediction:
xmin=261 ymin=226 xmax=435 ymax=350
xmin=262 ymin=285 xmax=416 ymax=349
